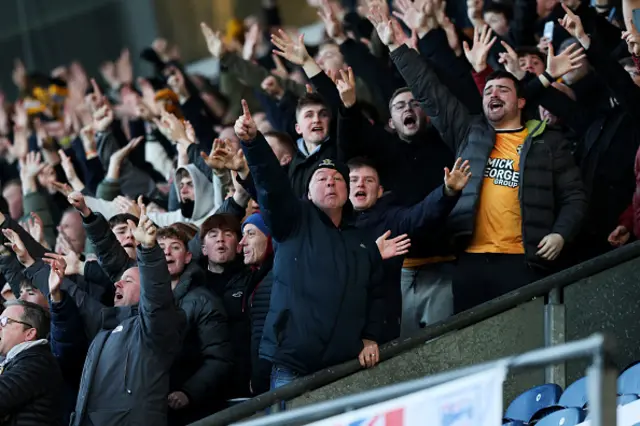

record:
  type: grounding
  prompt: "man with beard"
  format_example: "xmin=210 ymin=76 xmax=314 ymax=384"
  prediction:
xmin=371 ymin=11 xmax=587 ymax=313
xmin=336 ymin=68 xmax=456 ymax=335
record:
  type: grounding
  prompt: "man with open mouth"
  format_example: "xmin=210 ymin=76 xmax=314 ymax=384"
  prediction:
xmin=373 ymin=19 xmax=587 ymax=314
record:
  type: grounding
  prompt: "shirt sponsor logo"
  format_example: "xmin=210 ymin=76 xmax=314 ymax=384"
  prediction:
xmin=112 ymin=325 xmax=124 ymax=334
xmin=483 ymin=157 xmax=520 ymax=188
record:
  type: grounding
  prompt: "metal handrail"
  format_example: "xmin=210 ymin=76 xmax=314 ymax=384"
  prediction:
xmin=190 ymin=241 xmax=640 ymax=426
xmin=234 ymin=334 xmax=615 ymax=426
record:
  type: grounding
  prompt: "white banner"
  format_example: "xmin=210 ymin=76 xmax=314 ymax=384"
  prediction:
xmin=307 ymin=365 xmax=507 ymax=426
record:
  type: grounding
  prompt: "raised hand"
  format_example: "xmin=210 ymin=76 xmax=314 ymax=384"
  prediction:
xmin=2 ymin=229 xmax=34 ymax=267
xmin=376 ymin=231 xmax=411 ymax=260
xmin=92 ymin=101 xmax=115 ymax=133
xmin=111 ymin=136 xmax=143 ymax=165
xmin=546 ymin=43 xmax=585 ymax=80
xmin=67 ymin=191 xmax=92 ymax=218
xmin=201 ymin=138 xmax=248 ymax=172
xmin=234 ymin=100 xmax=257 ymax=142
xmin=116 ymin=48 xmax=133 ymax=86
xmin=114 ymin=196 xmax=141 ymax=218
xmin=336 ymin=67 xmax=357 ymax=108
xmin=25 ymin=212 xmax=48 ymax=249
xmin=201 ymin=23 xmax=225 ymax=58
xmin=19 ymin=151 xmax=46 ymax=181
xmin=58 ymin=150 xmax=84 ymax=191
xmin=271 ymin=29 xmax=312 ymax=66
xmin=127 ymin=197 xmax=157 ymax=249
xmin=158 ymin=110 xmax=190 ymax=146
xmin=367 ymin=4 xmax=395 ymax=46
xmin=463 ymin=25 xmax=497 ymax=73
xmin=318 ymin=0 xmax=346 ymax=40
xmin=498 ymin=41 xmax=525 ymax=80
xmin=392 ymin=0 xmax=428 ymax=32
xmin=622 ymin=19 xmax=640 ymax=56
xmin=51 ymin=181 xmax=74 ymax=198
xmin=537 ymin=233 xmax=564 ymax=260
xmin=444 ymin=158 xmax=471 ymax=195
xmin=43 ymin=253 xmax=66 ymax=303
xmin=558 ymin=3 xmax=587 ymax=45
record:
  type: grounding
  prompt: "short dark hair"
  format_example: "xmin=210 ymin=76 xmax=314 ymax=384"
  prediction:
xmin=485 ymin=70 xmax=524 ymax=98
xmin=3 ymin=299 xmax=50 ymax=339
xmin=346 ymin=156 xmax=380 ymax=173
xmin=388 ymin=87 xmax=412 ymax=111
xmin=200 ymin=214 xmax=241 ymax=241
xmin=295 ymin=93 xmax=329 ymax=118
xmin=169 ymin=222 xmax=199 ymax=241
xmin=108 ymin=213 xmax=139 ymax=229
xmin=156 ymin=226 xmax=191 ymax=250
xmin=263 ymin=131 xmax=296 ymax=157
xmin=483 ymin=2 xmax=513 ymax=20
xmin=515 ymin=46 xmax=546 ymax=64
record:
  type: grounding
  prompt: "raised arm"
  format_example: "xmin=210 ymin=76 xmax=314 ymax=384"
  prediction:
xmin=130 ymin=202 xmax=185 ymax=351
xmin=235 ymin=100 xmax=302 ymax=241
xmin=67 ymin=191 xmax=133 ymax=282
xmin=367 ymin=8 xmax=472 ymax=153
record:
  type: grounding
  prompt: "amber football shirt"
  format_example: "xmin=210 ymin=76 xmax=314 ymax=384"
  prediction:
xmin=467 ymin=128 xmax=528 ymax=254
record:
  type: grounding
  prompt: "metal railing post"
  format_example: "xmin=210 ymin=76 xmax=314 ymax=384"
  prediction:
xmin=586 ymin=349 xmax=617 ymax=426
xmin=544 ymin=287 xmax=566 ymax=388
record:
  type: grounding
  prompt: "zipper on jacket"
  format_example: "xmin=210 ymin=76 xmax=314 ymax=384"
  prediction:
xmin=124 ymin=352 xmax=132 ymax=395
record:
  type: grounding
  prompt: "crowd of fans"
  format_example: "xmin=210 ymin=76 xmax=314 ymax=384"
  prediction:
xmin=0 ymin=0 xmax=638 ymax=423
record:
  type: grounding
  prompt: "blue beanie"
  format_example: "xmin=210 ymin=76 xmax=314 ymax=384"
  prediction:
xmin=242 ymin=213 xmax=270 ymax=237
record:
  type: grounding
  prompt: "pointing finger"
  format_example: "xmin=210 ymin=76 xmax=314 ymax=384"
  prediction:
xmin=241 ymin=99 xmax=251 ymax=119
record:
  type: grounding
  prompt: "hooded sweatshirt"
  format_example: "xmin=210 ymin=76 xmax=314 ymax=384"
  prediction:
xmin=84 ymin=164 xmax=225 ymax=226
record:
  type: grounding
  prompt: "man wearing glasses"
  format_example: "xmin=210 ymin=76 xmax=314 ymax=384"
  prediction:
xmin=0 ymin=299 xmax=64 ymax=425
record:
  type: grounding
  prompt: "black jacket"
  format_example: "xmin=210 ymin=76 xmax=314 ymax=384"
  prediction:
xmin=242 ymin=133 xmax=385 ymax=375
xmin=83 ymin=213 xmax=233 ymax=412
xmin=390 ymin=45 xmax=587 ymax=268
xmin=170 ymin=264 xmax=233 ymax=409
xmin=0 ymin=344 xmax=64 ymax=426
xmin=353 ymin=187 xmax=460 ymax=341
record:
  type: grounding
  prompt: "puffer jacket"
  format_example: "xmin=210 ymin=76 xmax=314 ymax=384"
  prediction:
xmin=84 ymin=213 xmax=234 ymax=413
xmin=242 ymin=133 xmax=385 ymax=375
xmin=0 ymin=343 xmax=64 ymax=426
xmin=390 ymin=45 xmax=587 ymax=268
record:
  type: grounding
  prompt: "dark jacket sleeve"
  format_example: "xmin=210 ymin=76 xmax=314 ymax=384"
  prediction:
xmin=180 ymin=295 xmax=233 ymax=404
xmin=585 ymin=35 xmax=640 ymax=122
xmin=389 ymin=45 xmax=472 ymax=154
xmin=83 ymin=212 xmax=134 ymax=282
xmin=0 ymin=216 xmax=48 ymax=260
xmin=336 ymin=104 xmax=394 ymax=163
xmin=23 ymin=260 xmax=105 ymax=340
xmin=0 ymin=349 xmax=58 ymax=415
xmin=339 ymin=38 xmax=403 ymax=117
xmin=387 ymin=186 xmax=460 ymax=236
xmin=0 ymin=254 xmax=27 ymax=298
xmin=180 ymin=96 xmax=217 ymax=154
xmin=137 ymin=244 xmax=185 ymax=351
xmin=95 ymin=130 xmax=156 ymax=198
xmin=241 ymin=133 xmax=302 ymax=241
xmin=361 ymin=247 xmax=385 ymax=344
xmin=418 ymin=28 xmax=482 ymax=114
xmin=49 ymin=290 xmax=89 ymax=383
xmin=550 ymin=135 xmax=588 ymax=241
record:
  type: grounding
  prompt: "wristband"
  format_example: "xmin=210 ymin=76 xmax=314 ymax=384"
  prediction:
xmin=543 ymin=71 xmax=555 ymax=83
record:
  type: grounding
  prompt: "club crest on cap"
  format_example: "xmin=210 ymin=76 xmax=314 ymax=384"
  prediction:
xmin=319 ymin=159 xmax=335 ymax=167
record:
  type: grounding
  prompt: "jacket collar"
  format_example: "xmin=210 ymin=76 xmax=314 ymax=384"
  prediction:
xmin=0 ymin=339 xmax=48 ymax=367
xmin=101 ymin=305 xmax=138 ymax=330
xmin=173 ymin=262 xmax=206 ymax=301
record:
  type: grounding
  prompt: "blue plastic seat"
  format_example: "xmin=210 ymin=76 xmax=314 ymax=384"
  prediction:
xmin=536 ymin=407 xmax=585 ymax=426
xmin=618 ymin=394 xmax=639 ymax=406
xmin=559 ymin=377 xmax=587 ymax=408
xmin=505 ymin=384 xmax=563 ymax=422
xmin=618 ymin=362 xmax=640 ymax=395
